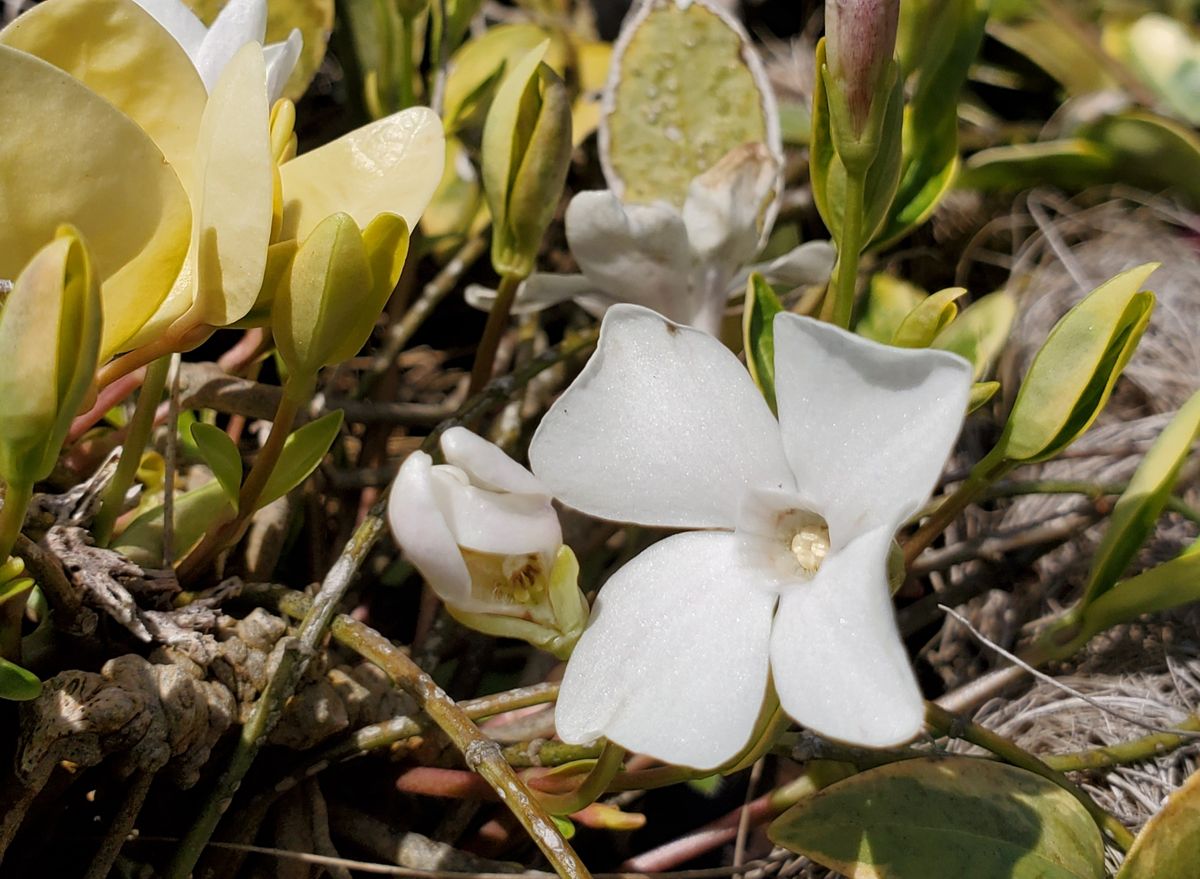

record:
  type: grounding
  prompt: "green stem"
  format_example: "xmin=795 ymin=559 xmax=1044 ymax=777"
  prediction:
xmin=469 ymin=273 xmax=523 ymax=394
xmin=826 ymin=170 xmax=866 ymax=329
xmin=276 ymin=592 xmax=591 ymax=879
xmin=93 ymin=356 xmax=170 ymax=546
xmin=1043 ymin=715 xmax=1200 ymax=772
xmin=926 ymin=702 xmax=1135 ymax=850
xmin=375 ymin=0 xmax=397 ymax=113
xmin=904 ymin=451 xmax=1011 ymax=567
xmin=176 ymin=379 xmax=306 ymax=584
xmin=0 ymin=479 xmax=32 ymax=662
xmin=397 ymin=12 xmax=417 ymax=109
xmin=535 ymin=742 xmax=626 ymax=815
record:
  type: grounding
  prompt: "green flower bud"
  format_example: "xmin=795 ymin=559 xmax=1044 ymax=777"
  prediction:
xmin=824 ymin=0 xmax=900 ymax=141
xmin=271 ymin=211 xmax=410 ymax=382
xmin=481 ymin=41 xmax=573 ymax=280
xmin=0 ymin=226 xmax=101 ymax=486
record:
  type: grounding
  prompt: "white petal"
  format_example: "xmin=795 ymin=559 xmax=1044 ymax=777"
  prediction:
xmin=440 ymin=427 xmax=547 ymax=496
xmin=195 ymin=0 xmax=267 ymax=91
xmin=682 ymin=143 xmax=779 ymax=271
xmin=564 ymin=191 xmax=697 ymax=324
xmin=530 ymin=304 xmax=794 ymax=529
xmin=730 ymin=240 xmax=836 ymax=293
xmin=388 ymin=451 xmax=472 ymax=604
xmin=131 ymin=0 xmax=207 ymax=58
xmin=773 ymin=313 xmax=972 ymax=539
xmin=264 ymin=28 xmax=302 ymax=104
xmin=429 ymin=468 xmax=561 ymax=556
xmin=556 ymin=531 xmax=776 ymax=770
xmin=770 ymin=526 xmax=925 ymax=747
xmin=463 ymin=274 xmax=598 ymax=316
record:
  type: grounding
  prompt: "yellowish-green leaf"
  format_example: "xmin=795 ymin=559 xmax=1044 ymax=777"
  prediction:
xmin=856 ymin=274 xmax=926 ymax=344
xmin=1117 ymin=765 xmax=1200 ymax=879
xmin=190 ymin=423 xmax=242 ymax=510
xmin=892 ymin=287 xmax=965 ymax=348
xmin=0 ymin=228 xmax=102 ymax=484
xmin=1082 ymin=390 xmax=1200 ymax=606
xmin=0 ymin=655 xmax=42 ymax=702
xmin=419 ymin=138 xmax=489 ymax=259
xmin=443 ymin=23 xmax=548 ymax=132
xmin=959 ymin=140 xmax=1114 ymax=193
xmin=996 ymin=264 xmax=1156 ymax=464
xmin=769 ymin=756 xmax=1105 ymax=879
xmin=279 ymin=106 xmax=445 ymax=241
xmin=989 ymin=16 xmax=1115 ymax=96
xmin=185 ymin=0 xmax=334 ymax=101
xmin=0 ymin=45 xmax=191 ymax=359
xmin=259 ymin=410 xmax=344 ymax=508
xmin=0 ymin=0 xmax=206 ymax=180
xmin=601 ymin=0 xmax=777 ymax=208
xmin=322 ymin=212 xmax=410 ymax=365
xmin=743 ymin=273 xmax=783 ymax=414
xmin=185 ymin=42 xmax=273 ymax=328
xmin=933 ymin=291 xmax=1017 ymax=380
xmin=969 ymin=381 xmax=1000 ymax=412
xmin=1079 ymin=112 xmax=1200 ymax=209
xmin=480 ymin=41 xmax=549 ymax=232
xmin=273 ymin=213 xmax=371 ymax=378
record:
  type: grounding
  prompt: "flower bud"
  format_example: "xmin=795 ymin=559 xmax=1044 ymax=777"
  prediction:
xmin=0 ymin=226 xmax=102 ymax=487
xmin=481 ymin=42 xmax=573 ymax=279
xmin=271 ymin=211 xmax=410 ymax=382
xmin=388 ymin=428 xmax=588 ymax=658
xmin=824 ymin=0 xmax=900 ymax=141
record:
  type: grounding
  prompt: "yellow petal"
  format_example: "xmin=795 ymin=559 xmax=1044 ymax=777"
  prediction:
xmin=0 ymin=0 xmax=206 ymax=181
xmin=184 ymin=42 xmax=273 ymax=328
xmin=0 ymin=45 xmax=191 ymax=360
xmin=279 ymin=106 xmax=445 ymax=241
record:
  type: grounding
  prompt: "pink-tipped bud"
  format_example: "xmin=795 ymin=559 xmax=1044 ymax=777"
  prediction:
xmin=824 ymin=0 xmax=900 ymax=137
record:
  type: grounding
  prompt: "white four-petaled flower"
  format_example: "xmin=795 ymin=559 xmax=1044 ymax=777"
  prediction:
xmin=467 ymin=144 xmax=835 ymax=337
xmin=133 ymin=0 xmax=301 ymax=102
xmin=529 ymin=305 xmax=973 ymax=769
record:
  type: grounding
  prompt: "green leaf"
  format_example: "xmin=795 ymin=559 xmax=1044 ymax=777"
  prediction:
xmin=742 ymin=273 xmax=783 ymax=414
xmin=933 ymin=291 xmax=1017 ymax=380
xmin=1117 ymin=765 xmax=1200 ymax=879
xmin=769 ymin=757 xmax=1105 ymax=879
xmin=891 ymin=287 xmax=965 ymax=349
xmin=1079 ymin=112 xmax=1200 ymax=210
xmin=0 ymin=655 xmax=41 ymax=701
xmin=876 ymin=0 xmax=987 ymax=245
xmin=855 ymin=274 xmax=927 ymax=344
xmin=969 ymin=381 xmax=1000 ymax=413
xmin=601 ymin=0 xmax=776 ymax=208
xmin=114 ymin=480 xmax=234 ymax=568
xmin=1082 ymin=390 xmax=1200 ymax=606
xmin=1053 ymin=550 xmax=1200 ymax=660
xmin=190 ymin=423 xmax=242 ymax=510
xmin=258 ymin=410 xmax=344 ymax=509
xmin=442 ymin=24 xmax=547 ymax=133
xmin=995 ymin=264 xmax=1156 ymax=464
xmin=959 ymin=140 xmax=1114 ymax=193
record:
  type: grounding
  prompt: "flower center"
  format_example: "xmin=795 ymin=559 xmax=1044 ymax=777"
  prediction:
xmin=460 ymin=547 xmax=547 ymax=607
xmin=777 ymin=509 xmax=831 ymax=578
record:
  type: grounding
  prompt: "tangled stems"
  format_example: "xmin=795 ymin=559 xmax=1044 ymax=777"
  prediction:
xmin=168 ymin=331 xmax=596 ymax=878
xmin=925 ymin=702 xmax=1135 ymax=851
xmin=93 ymin=356 xmax=170 ymax=546
xmin=904 ymin=451 xmax=1012 ymax=567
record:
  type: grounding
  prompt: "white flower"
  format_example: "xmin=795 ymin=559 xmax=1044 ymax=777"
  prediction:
xmin=133 ymin=0 xmax=301 ymax=102
xmin=467 ymin=143 xmax=836 ymax=336
xmin=529 ymin=305 xmax=973 ymax=769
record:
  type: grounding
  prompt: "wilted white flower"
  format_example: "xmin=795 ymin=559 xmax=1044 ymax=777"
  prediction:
xmin=468 ymin=143 xmax=835 ymax=336
xmin=530 ymin=305 xmax=972 ymax=769
xmin=133 ymin=0 xmax=301 ymax=101
xmin=388 ymin=427 xmax=587 ymax=658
